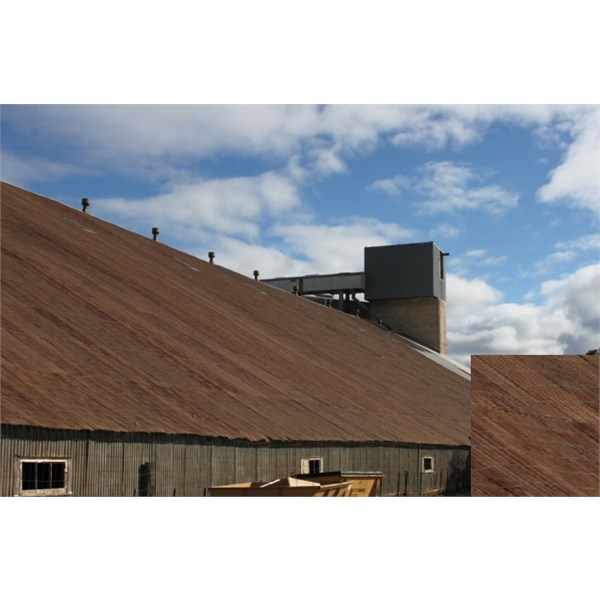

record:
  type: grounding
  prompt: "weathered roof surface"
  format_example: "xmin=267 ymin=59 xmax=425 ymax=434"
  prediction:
xmin=1 ymin=182 xmax=470 ymax=445
xmin=471 ymin=355 xmax=599 ymax=496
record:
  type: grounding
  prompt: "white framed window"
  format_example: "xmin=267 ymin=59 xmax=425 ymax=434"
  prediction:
xmin=422 ymin=456 xmax=434 ymax=473
xmin=15 ymin=458 xmax=72 ymax=496
xmin=300 ymin=457 xmax=323 ymax=475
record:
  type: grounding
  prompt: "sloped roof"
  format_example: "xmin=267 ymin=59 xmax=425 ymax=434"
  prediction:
xmin=471 ymin=355 xmax=599 ymax=496
xmin=1 ymin=182 xmax=470 ymax=445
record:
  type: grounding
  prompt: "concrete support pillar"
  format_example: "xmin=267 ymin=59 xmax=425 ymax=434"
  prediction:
xmin=370 ymin=297 xmax=447 ymax=354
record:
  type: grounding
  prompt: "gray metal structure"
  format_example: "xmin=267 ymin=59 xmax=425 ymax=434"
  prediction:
xmin=262 ymin=242 xmax=446 ymax=301
xmin=364 ymin=242 xmax=447 ymax=301
xmin=262 ymin=241 xmax=449 ymax=353
xmin=262 ymin=272 xmax=365 ymax=295
xmin=1 ymin=425 xmax=470 ymax=497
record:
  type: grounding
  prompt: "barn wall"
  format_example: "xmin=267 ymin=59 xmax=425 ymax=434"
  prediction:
xmin=1 ymin=426 xmax=470 ymax=496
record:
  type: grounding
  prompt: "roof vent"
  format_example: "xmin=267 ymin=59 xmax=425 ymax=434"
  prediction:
xmin=253 ymin=270 xmax=260 ymax=281
xmin=81 ymin=198 xmax=90 ymax=213
xmin=152 ymin=227 xmax=160 ymax=241
xmin=208 ymin=251 xmax=215 ymax=264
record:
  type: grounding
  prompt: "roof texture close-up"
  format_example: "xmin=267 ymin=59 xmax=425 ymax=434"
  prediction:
xmin=1 ymin=182 xmax=470 ymax=445
xmin=471 ymin=355 xmax=599 ymax=496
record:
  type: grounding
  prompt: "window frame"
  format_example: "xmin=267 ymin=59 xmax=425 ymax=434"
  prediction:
xmin=422 ymin=456 xmax=434 ymax=473
xmin=300 ymin=457 xmax=323 ymax=475
xmin=14 ymin=457 xmax=72 ymax=497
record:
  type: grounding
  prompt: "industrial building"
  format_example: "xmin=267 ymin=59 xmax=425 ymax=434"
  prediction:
xmin=263 ymin=241 xmax=448 ymax=354
xmin=1 ymin=181 xmax=470 ymax=497
xmin=471 ymin=355 xmax=599 ymax=496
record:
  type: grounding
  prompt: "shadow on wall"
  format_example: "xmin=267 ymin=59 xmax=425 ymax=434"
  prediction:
xmin=137 ymin=462 xmax=155 ymax=497
xmin=445 ymin=451 xmax=470 ymax=496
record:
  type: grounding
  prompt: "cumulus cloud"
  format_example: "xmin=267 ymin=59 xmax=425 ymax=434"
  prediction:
xmin=529 ymin=233 xmax=600 ymax=277
xmin=447 ymin=265 xmax=600 ymax=365
xmin=271 ymin=219 xmax=415 ymax=273
xmin=0 ymin=149 xmax=88 ymax=186
xmin=449 ymin=249 xmax=509 ymax=278
xmin=193 ymin=237 xmax=310 ymax=280
xmin=371 ymin=161 xmax=519 ymax=215
xmin=555 ymin=232 xmax=600 ymax=253
xmin=533 ymin=250 xmax=577 ymax=275
xmin=537 ymin=108 xmax=600 ymax=217
xmin=95 ymin=172 xmax=300 ymax=241
xmin=3 ymin=105 xmax=594 ymax=198
xmin=429 ymin=222 xmax=462 ymax=240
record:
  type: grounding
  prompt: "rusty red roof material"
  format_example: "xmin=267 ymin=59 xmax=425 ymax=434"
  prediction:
xmin=471 ymin=355 xmax=599 ymax=496
xmin=1 ymin=182 xmax=469 ymax=445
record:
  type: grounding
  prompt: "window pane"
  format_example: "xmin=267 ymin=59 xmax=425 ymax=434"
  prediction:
xmin=22 ymin=463 xmax=37 ymax=490
xmin=51 ymin=462 xmax=66 ymax=488
xmin=37 ymin=463 xmax=52 ymax=489
xmin=21 ymin=461 xmax=67 ymax=491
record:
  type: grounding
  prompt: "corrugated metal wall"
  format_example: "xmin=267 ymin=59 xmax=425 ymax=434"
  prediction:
xmin=1 ymin=426 xmax=470 ymax=496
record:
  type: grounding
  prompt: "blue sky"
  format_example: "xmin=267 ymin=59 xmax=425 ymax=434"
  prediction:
xmin=2 ymin=105 xmax=598 ymax=364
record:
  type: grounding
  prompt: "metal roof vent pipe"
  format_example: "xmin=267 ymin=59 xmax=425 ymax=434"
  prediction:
xmin=152 ymin=227 xmax=160 ymax=241
xmin=208 ymin=251 xmax=215 ymax=264
xmin=81 ymin=198 xmax=90 ymax=213
xmin=253 ymin=270 xmax=260 ymax=281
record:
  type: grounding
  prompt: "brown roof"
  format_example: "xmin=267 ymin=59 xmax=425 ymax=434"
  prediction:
xmin=1 ymin=181 xmax=470 ymax=445
xmin=471 ymin=355 xmax=599 ymax=496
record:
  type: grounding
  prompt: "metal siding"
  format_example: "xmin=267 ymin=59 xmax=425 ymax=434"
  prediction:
xmin=327 ymin=446 xmax=342 ymax=472
xmin=275 ymin=447 xmax=291 ymax=479
xmin=404 ymin=447 xmax=419 ymax=496
xmin=365 ymin=242 xmax=445 ymax=301
xmin=364 ymin=446 xmax=382 ymax=473
xmin=185 ymin=444 xmax=212 ymax=494
xmin=261 ymin=278 xmax=299 ymax=293
xmin=338 ymin=446 xmax=352 ymax=472
xmin=0 ymin=429 xmax=78 ymax=496
xmin=1 ymin=427 xmax=470 ymax=497
xmin=301 ymin=273 xmax=366 ymax=294
xmin=70 ymin=439 xmax=88 ymax=495
xmin=235 ymin=446 xmax=257 ymax=483
xmin=87 ymin=439 xmax=124 ymax=496
xmin=256 ymin=446 xmax=276 ymax=482
xmin=351 ymin=445 xmax=368 ymax=471
xmin=263 ymin=273 xmax=365 ymax=295
xmin=122 ymin=440 xmax=151 ymax=496
xmin=212 ymin=444 xmax=235 ymax=487
xmin=158 ymin=443 xmax=187 ymax=497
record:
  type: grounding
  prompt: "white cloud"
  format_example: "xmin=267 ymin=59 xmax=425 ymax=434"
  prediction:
xmin=0 ymin=149 xmax=87 ymax=186
xmin=370 ymin=161 xmax=519 ymax=215
xmin=95 ymin=172 xmax=300 ymax=241
xmin=271 ymin=219 xmax=415 ymax=273
xmin=556 ymin=233 xmax=600 ymax=252
xmin=429 ymin=223 xmax=462 ymax=240
xmin=530 ymin=234 xmax=600 ymax=276
xmin=447 ymin=264 xmax=600 ymax=364
xmin=367 ymin=174 xmax=410 ymax=196
xmin=194 ymin=237 xmax=310 ymax=280
xmin=308 ymin=144 xmax=347 ymax=175
xmin=533 ymin=250 xmax=577 ymax=274
xmin=450 ymin=249 xmax=508 ymax=277
xmin=464 ymin=249 xmax=487 ymax=259
xmin=390 ymin=110 xmax=483 ymax=149
xmin=537 ymin=108 xmax=600 ymax=217
xmin=541 ymin=264 xmax=600 ymax=341
xmin=4 ymin=106 xmax=571 ymax=163
xmin=180 ymin=217 xmax=416 ymax=278
xmin=4 ymin=105 xmax=594 ymax=197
